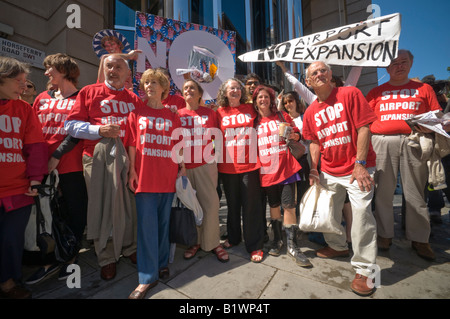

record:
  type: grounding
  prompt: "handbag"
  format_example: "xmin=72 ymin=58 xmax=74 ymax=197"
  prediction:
xmin=34 ymin=195 xmax=56 ymax=257
xmin=277 ymin=112 xmax=306 ymax=161
xmin=298 ymin=184 xmax=343 ymax=235
xmin=26 ymin=171 xmax=78 ymax=263
xmin=170 ymin=199 xmax=198 ymax=247
xmin=49 ymin=177 xmax=78 ymax=263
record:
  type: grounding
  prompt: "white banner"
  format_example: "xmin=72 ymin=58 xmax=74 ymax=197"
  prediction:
xmin=238 ymin=13 xmax=401 ymax=67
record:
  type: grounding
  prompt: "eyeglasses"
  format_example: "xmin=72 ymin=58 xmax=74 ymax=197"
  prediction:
xmin=309 ymin=68 xmax=329 ymax=78
xmin=246 ymin=81 xmax=259 ymax=86
xmin=227 ymin=86 xmax=242 ymax=91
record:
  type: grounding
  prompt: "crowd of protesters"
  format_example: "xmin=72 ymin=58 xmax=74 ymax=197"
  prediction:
xmin=0 ymin=45 xmax=449 ymax=299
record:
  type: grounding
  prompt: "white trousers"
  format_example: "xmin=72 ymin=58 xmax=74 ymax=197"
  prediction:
xmin=320 ymin=168 xmax=378 ymax=277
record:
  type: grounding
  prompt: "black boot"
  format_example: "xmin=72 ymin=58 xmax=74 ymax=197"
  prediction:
xmin=285 ymin=225 xmax=312 ymax=267
xmin=268 ymin=219 xmax=283 ymax=256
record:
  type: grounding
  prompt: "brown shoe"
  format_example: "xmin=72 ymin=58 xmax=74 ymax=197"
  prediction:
xmin=316 ymin=246 xmax=349 ymax=258
xmin=412 ymin=241 xmax=436 ymax=261
xmin=126 ymin=252 xmax=137 ymax=264
xmin=100 ymin=263 xmax=116 ymax=280
xmin=0 ymin=285 xmax=32 ymax=299
xmin=128 ymin=281 xmax=158 ymax=299
xmin=351 ymin=274 xmax=375 ymax=296
xmin=377 ymin=236 xmax=392 ymax=251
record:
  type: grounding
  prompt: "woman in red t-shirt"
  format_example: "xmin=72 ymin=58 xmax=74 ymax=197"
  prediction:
xmin=125 ymin=69 xmax=184 ymax=299
xmin=253 ymin=85 xmax=311 ymax=268
xmin=215 ymin=78 xmax=265 ymax=263
xmin=0 ymin=57 xmax=47 ymax=299
xmin=28 ymin=54 xmax=87 ymax=284
xmin=177 ymin=79 xmax=229 ymax=263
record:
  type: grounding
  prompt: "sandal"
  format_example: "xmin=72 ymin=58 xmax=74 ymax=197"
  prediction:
xmin=250 ymin=250 xmax=264 ymax=263
xmin=222 ymin=239 xmax=233 ymax=249
xmin=184 ymin=245 xmax=200 ymax=260
xmin=212 ymin=245 xmax=229 ymax=263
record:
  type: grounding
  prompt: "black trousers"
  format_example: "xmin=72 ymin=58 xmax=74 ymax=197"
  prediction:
xmin=0 ymin=204 xmax=32 ymax=283
xmin=58 ymin=171 xmax=88 ymax=247
xmin=220 ymin=169 xmax=264 ymax=253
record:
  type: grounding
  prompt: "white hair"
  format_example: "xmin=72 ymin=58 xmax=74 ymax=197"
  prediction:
xmin=305 ymin=61 xmax=331 ymax=79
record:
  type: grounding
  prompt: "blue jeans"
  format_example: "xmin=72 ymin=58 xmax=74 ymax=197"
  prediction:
xmin=135 ymin=192 xmax=174 ymax=285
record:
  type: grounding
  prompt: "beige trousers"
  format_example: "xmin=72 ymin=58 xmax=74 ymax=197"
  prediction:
xmin=371 ymin=135 xmax=430 ymax=243
xmin=83 ymin=155 xmax=137 ymax=267
xmin=185 ymin=163 xmax=221 ymax=251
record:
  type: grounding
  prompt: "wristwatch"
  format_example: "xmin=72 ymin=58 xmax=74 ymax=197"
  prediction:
xmin=355 ymin=160 xmax=366 ymax=166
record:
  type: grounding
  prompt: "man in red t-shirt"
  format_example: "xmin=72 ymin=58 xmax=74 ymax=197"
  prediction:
xmin=65 ymin=55 xmax=140 ymax=280
xmin=366 ymin=50 xmax=441 ymax=261
xmin=302 ymin=61 xmax=378 ymax=297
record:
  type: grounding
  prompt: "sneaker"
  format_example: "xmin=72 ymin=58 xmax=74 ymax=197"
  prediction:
xmin=288 ymin=247 xmax=313 ymax=267
xmin=58 ymin=263 xmax=73 ymax=281
xmin=25 ymin=264 xmax=60 ymax=285
xmin=268 ymin=240 xmax=283 ymax=256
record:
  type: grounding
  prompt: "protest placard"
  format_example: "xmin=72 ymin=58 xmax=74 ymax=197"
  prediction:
xmin=134 ymin=12 xmax=236 ymax=101
xmin=238 ymin=13 xmax=401 ymax=67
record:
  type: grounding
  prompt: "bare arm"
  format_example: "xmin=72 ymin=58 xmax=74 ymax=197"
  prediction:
xmin=349 ymin=125 xmax=374 ymax=192
xmin=276 ymin=61 xmax=316 ymax=105
xmin=308 ymin=140 xmax=321 ymax=185
xmin=344 ymin=66 xmax=362 ymax=87
xmin=127 ymin=146 xmax=138 ymax=192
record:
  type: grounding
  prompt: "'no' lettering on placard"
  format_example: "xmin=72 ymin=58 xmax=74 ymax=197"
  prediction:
xmin=238 ymin=13 xmax=401 ymax=67
xmin=134 ymin=12 xmax=236 ymax=102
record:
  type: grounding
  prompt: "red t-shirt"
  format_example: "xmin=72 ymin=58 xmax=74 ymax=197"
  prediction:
xmin=162 ymin=94 xmax=186 ymax=112
xmin=216 ymin=104 xmax=261 ymax=174
xmin=143 ymin=94 xmax=186 ymax=113
xmin=302 ymin=87 xmax=377 ymax=176
xmin=0 ymin=99 xmax=45 ymax=197
xmin=257 ymin=111 xmax=302 ymax=187
xmin=125 ymin=105 xmax=181 ymax=193
xmin=33 ymin=90 xmax=83 ymax=174
xmin=366 ymin=80 xmax=441 ymax=135
xmin=66 ymin=83 xmax=143 ymax=157
xmin=177 ymin=106 xmax=218 ymax=169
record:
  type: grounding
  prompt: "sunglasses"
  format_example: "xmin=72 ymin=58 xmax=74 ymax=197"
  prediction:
xmin=26 ymin=84 xmax=34 ymax=89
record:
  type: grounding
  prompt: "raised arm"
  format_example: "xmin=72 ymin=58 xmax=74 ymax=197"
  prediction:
xmin=276 ymin=61 xmax=316 ymax=105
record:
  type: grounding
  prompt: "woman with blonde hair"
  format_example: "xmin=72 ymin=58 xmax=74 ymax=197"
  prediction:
xmin=125 ymin=68 xmax=184 ymax=299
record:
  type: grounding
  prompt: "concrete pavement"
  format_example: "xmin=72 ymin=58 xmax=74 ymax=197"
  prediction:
xmin=22 ymin=195 xmax=450 ymax=302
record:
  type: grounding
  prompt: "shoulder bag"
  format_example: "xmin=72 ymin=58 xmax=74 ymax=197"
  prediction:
xmin=170 ymin=199 xmax=198 ymax=247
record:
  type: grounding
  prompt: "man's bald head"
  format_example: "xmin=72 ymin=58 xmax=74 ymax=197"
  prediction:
xmin=103 ymin=54 xmax=131 ymax=89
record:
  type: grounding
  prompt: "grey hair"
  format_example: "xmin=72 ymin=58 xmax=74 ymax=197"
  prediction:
xmin=216 ymin=78 xmax=247 ymax=107
xmin=0 ymin=56 xmax=29 ymax=85
xmin=305 ymin=61 xmax=331 ymax=79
